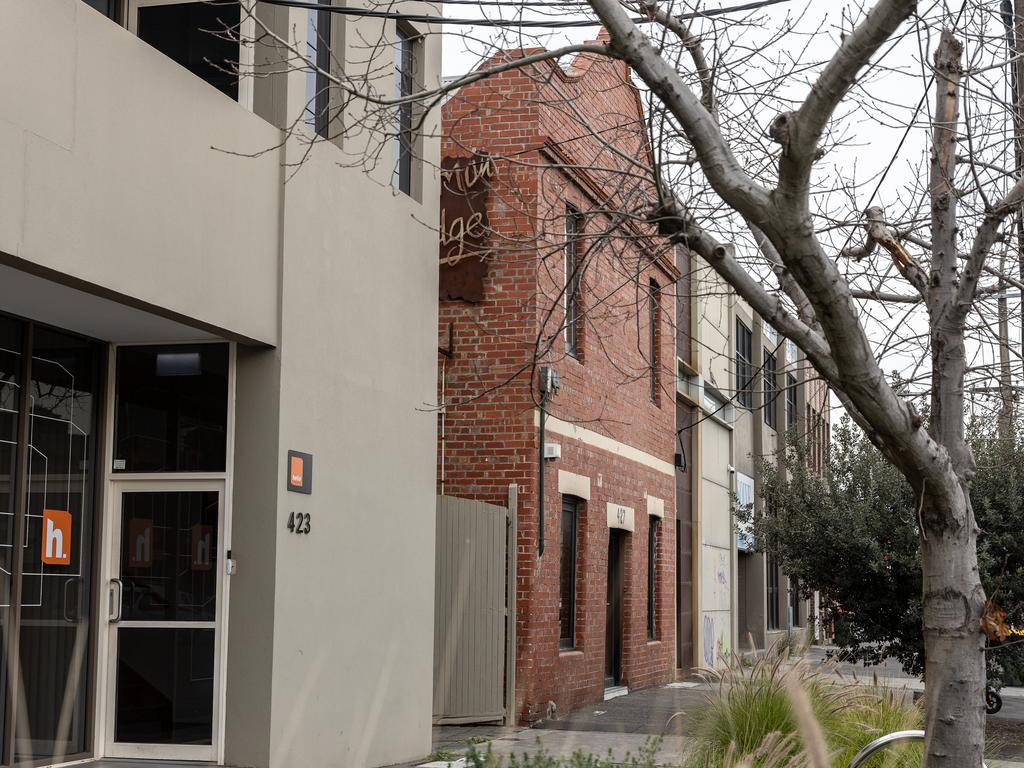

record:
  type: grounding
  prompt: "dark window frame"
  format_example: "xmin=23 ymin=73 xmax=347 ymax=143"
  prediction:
xmin=736 ymin=319 xmax=753 ymax=408
xmin=763 ymin=350 xmax=778 ymax=429
xmin=559 ymin=495 xmax=580 ymax=649
xmin=647 ymin=516 xmax=659 ymax=639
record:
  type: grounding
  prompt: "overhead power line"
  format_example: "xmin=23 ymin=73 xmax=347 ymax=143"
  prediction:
xmin=255 ymin=0 xmax=790 ymax=28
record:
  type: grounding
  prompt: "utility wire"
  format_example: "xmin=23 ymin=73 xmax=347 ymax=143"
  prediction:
xmin=255 ymin=0 xmax=790 ymax=28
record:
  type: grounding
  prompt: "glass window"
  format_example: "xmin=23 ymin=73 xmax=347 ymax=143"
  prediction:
xmin=559 ymin=496 xmax=579 ymax=649
xmin=393 ymin=26 xmax=416 ymax=194
xmin=81 ymin=0 xmax=120 ymax=19
xmin=18 ymin=323 xmax=103 ymax=761
xmin=786 ymin=373 xmax=798 ymax=430
xmin=0 ymin=318 xmax=21 ymax=594
xmin=114 ymin=344 xmax=229 ymax=473
xmin=565 ymin=209 xmax=582 ymax=358
xmin=788 ymin=576 xmax=801 ymax=627
xmin=767 ymin=555 xmax=780 ymax=631
xmin=649 ymin=278 xmax=660 ymax=402
xmin=304 ymin=0 xmax=333 ymax=137
xmin=763 ymin=350 xmax=778 ymax=429
xmin=736 ymin=320 xmax=753 ymax=408
xmin=647 ymin=517 xmax=659 ymax=639
xmin=136 ymin=2 xmax=242 ymax=101
xmin=119 ymin=491 xmax=219 ymax=622
xmin=115 ymin=627 xmax=214 ymax=744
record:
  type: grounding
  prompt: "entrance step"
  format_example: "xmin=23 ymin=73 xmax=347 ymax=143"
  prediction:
xmin=603 ymin=685 xmax=628 ymax=701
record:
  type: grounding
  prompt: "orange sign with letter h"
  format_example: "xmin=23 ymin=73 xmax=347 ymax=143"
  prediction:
xmin=42 ymin=509 xmax=72 ymax=566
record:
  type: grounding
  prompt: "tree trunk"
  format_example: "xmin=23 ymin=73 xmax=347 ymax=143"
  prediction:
xmin=921 ymin=30 xmax=988 ymax=767
xmin=921 ymin=493 xmax=986 ymax=766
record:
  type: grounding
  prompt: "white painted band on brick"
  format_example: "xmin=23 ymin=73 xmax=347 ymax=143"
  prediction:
xmin=607 ymin=502 xmax=635 ymax=532
xmin=646 ymin=494 xmax=664 ymax=518
xmin=536 ymin=411 xmax=675 ymax=477
xmin=558 ymin=470 xmax=591 ymax=500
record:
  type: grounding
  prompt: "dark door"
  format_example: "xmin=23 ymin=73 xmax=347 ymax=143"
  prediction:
xmin=605 ymin=530 xmax=623 ymax=687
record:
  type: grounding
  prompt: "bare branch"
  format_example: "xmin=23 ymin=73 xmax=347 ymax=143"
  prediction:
xmin=842 ymin=206 xmax=929 ymax=297
xmin=588 ymin=0 xmax=771 ymax=221
xmin=784 ymin=0 xmax=918 ymax=174
xmin=956 ymin=175 xmax=1024 ymax=318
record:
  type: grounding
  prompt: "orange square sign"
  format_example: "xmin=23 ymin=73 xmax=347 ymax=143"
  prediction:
xmin=287 ymin=450 xmax=312 ymax=494
xmin=42 ymin=509 xmax=72 ymax=566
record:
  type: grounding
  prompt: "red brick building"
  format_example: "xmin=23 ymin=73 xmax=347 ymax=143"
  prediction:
xmin=438 ymin=37 xmax=681 ymax=723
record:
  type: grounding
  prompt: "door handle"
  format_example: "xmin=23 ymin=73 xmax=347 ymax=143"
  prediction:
xmin=109 ymin=578 xmax=123 ymax=624
xmin=63 ymin=577 xmax=79 ymax=623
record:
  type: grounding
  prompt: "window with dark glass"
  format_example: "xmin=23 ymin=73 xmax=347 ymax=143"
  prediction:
xmin=647 ymin=517 xmax=659 ymax=639
xmin=559 ymin=496 xmax=579 ymax=649
xmin=136 ymin=2 xmax=242 ymax=101
xmin=114 ymin=344 xmax=230 ymax=473
xmin=649 ymin=278 xmax=660 ymax=402
xmin=736 ymin=319 xmax=753 ymax=408
xmin=565 ymin=208 xmax=583 ymax=358
xmin=788 ymin=576 xmax=801 ymax=628
xmin=305 ymin=0 xmax=333 ymax=137
xmin=763 ymin=350 xmax=778 ymax=429
xmin=786 ymin=373 xmax=798 ymax=430
xmin=767 ymin=555 xmax=781 ymax=630
xmin=81 ymin=0 xmax=121 ymax=20
xmin=393 ymin=26 xmax=416 ymax=194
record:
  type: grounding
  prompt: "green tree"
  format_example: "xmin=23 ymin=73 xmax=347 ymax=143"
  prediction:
xmin=752 ymin=416 xmax=1024 ymax=685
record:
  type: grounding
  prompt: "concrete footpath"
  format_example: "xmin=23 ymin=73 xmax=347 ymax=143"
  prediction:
xmin=394 ymin=671 xmax=1024 ymax=767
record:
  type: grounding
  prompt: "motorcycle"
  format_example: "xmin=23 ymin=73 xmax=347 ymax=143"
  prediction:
xmin=986 ymin=687 xmax=1003 ymax=715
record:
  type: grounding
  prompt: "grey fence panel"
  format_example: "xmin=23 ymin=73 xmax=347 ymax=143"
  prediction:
xmin=433 ymin=495 xmax=507 ymax=723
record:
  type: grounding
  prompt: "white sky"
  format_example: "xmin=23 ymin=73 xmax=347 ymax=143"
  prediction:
xmin=436 ymin=0 xmax=1024 ymax=421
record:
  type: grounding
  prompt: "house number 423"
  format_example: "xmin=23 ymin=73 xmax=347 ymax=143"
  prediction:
xmin=286 ymin=512 xmax=311 ymax=535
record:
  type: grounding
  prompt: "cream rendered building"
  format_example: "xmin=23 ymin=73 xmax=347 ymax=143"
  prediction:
xmin=0 ymin=1 xmax=439 ymax=766
xmin=679 ymin=252 xmax=824 ymax=670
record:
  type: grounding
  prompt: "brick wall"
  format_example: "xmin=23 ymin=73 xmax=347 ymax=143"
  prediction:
xmin=439 ymin=39 xmax=679 ymax=724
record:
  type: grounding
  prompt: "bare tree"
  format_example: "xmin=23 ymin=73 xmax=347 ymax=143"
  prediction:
xmin=231 ymin=1 xmax=1024 ymax=763
xmin=586 ymin=2 xmax=1014 ymax=764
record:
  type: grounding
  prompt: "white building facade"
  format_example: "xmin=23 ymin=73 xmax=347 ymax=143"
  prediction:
xmin=0 ymin=1 xmax=440 ymax=766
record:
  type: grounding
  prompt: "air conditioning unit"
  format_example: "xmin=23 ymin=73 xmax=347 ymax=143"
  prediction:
xmin=543 ymin=443 xmax=561 ymax=460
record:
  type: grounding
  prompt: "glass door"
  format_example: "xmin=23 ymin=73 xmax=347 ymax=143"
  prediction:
xmin=0 ymin=315 xmax=104 ymax=766
xmin=105 ymin=484 xmax=223 ymax=761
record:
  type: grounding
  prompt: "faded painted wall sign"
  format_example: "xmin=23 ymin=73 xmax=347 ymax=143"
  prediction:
xmin=439 ymin=155 xmax=495 ymax=302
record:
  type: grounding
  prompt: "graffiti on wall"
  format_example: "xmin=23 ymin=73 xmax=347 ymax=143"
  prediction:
xmin=702 ymin=611 xmax=731 ymax=668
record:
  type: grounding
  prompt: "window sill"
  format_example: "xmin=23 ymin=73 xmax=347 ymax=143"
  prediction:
xmin=646 ymin=639 xmax=660 ymax=646
xmin=559 ymin=648 xmax=584 ymax=658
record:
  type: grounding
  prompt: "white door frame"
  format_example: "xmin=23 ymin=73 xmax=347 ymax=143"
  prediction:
xmin=125 ymin=0 xmax=256 ymax=112
xmin=102 ymin=479 xmax=226 ymax=762
xmin=93 ymin=341 xmax=236 ymax=765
